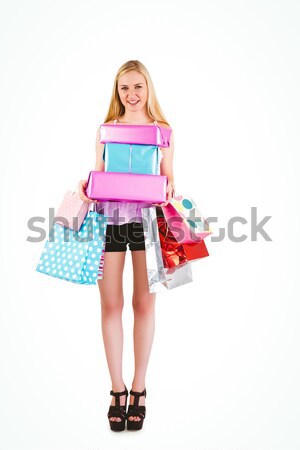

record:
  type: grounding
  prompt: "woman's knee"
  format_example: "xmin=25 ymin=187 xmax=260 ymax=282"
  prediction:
xmin=101 ymin=300 xmax=124 ymax=316
xmin=100 ymin=292 xmax=124 ymax=315
xmin=132 ymin=294 xmax=156 ymax=315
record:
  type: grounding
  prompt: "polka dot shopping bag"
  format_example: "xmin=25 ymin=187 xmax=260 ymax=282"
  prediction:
xmin=36 ymin=204 xmax=108 ymax=285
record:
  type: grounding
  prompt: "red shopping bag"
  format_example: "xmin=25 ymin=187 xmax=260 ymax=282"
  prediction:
xmin=157 ymin=216 xmax=209 ymax=269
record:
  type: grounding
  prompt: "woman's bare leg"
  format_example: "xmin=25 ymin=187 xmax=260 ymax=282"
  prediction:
xmin=128 ymin=249 xmax=156 ymax=422
xmin=97 ymin=251 xmax=126 ymax=422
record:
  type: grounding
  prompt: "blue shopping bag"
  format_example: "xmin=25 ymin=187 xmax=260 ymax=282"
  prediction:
xmin=36 ymin=209 xmax=108 ymax=285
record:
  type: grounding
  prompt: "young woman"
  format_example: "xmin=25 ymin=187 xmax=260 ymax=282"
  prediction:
xmin=78 ymin=60 xmax=175 ymax=431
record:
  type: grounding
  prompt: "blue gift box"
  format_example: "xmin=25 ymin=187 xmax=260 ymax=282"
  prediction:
xmin=103 ymin=143 xmax=159 ymax=175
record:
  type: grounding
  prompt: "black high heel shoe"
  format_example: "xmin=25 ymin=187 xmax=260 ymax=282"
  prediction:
xmin=126 ymin=388 xmax=147 ymax=430
xmin=107 ymin=385 xmax=128 ymax=431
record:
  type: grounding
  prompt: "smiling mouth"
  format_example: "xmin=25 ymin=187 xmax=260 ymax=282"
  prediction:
xmin=127 ymin=100 xmax=140 ymax=105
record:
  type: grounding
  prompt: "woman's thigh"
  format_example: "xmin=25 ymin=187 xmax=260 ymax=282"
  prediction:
xmin=131 ymin=250 xmax=156 ymax=304
xmin=97 ymin=251 xmax=126 ymax=306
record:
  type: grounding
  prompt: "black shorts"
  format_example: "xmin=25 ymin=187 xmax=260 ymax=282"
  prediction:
xmin=104 ymin=222 xmax=146 ymax=252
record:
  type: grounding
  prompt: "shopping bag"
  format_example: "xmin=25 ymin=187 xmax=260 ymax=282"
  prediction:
xmin=55 ymin=190 xmax=89 ymax=231
xmin=161 ymin=203 xmax=203 ymax=244
xmin=169 ymin=193 xmax=212 ymax=240
xmin=36 ymin=208 xmax=108 ymax=285
xmin=163 ymin=263 xmax=193 ymax=290
xmin=157 ymin=214 xmax=209 ymax=269
xmin=141 ymin=206 xmax=193 ymax=293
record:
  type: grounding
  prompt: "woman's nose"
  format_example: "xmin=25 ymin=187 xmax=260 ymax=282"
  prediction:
xmin=127 ymin=88 xmax=137 ymax=97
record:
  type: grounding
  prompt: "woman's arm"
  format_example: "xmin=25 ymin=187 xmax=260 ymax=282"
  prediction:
xmin=95 ymin=125 xmax=105 ymax=171
xmin=159 ymin=129 xmax=175 ymax=205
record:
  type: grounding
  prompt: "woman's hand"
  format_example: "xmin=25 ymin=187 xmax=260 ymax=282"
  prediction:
xmin=78 ymin=179 xmax=97 ymax=203
xmin=153 ymin=181 xmax=175 ymax=207
xmin=154 ymin=130 xmax=175 ymax=208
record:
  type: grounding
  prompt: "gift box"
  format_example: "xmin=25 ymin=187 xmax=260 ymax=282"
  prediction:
xmin=103 ymin=142 xmax=159 ymax=175
xmin=100 ymin=123 xmax=172 ymax=147
xmin=86 ymin=171 xmax=167 ymax=203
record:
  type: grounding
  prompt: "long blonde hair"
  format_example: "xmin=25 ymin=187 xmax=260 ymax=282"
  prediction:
xmin=103 ymin=60 xmax=170 ymax=127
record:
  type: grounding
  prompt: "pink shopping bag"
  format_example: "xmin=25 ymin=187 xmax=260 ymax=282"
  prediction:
xmin=55 ymin=190 xmax=89 ymax=231
xmin=161 ymin=194 xmax=212 ymax=243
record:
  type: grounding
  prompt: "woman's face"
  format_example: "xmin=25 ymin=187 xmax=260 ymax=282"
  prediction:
xmin=117 ymin=71 xmax=148 ymax=113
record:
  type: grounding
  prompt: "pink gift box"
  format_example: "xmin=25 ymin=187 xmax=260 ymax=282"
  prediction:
xmin=86 ymin=171 xmax=167 ymax=203
xmin=100 ymin=124 xmax=172 ymax=148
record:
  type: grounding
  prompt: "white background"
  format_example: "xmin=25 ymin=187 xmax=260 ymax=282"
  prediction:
xmin=0 ymin=0 xmax=299 ymax=449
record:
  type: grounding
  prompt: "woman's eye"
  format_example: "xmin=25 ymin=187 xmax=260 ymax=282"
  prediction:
xmin=120 ymin=85 xmax=142 ymax=90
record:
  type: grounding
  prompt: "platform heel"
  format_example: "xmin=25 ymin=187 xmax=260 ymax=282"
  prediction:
xmin=126 ymin=388 xmax=147 ymax=431
xmin=107 ymin=385 xmax=128 ymax=431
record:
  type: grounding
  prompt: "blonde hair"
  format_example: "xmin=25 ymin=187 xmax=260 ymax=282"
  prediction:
xmin=103 ymin=60 xmax=170 ymax=127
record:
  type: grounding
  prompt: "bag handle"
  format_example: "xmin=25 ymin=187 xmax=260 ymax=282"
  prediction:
xmin=88 ymin=202 xmax=97 ymax=212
